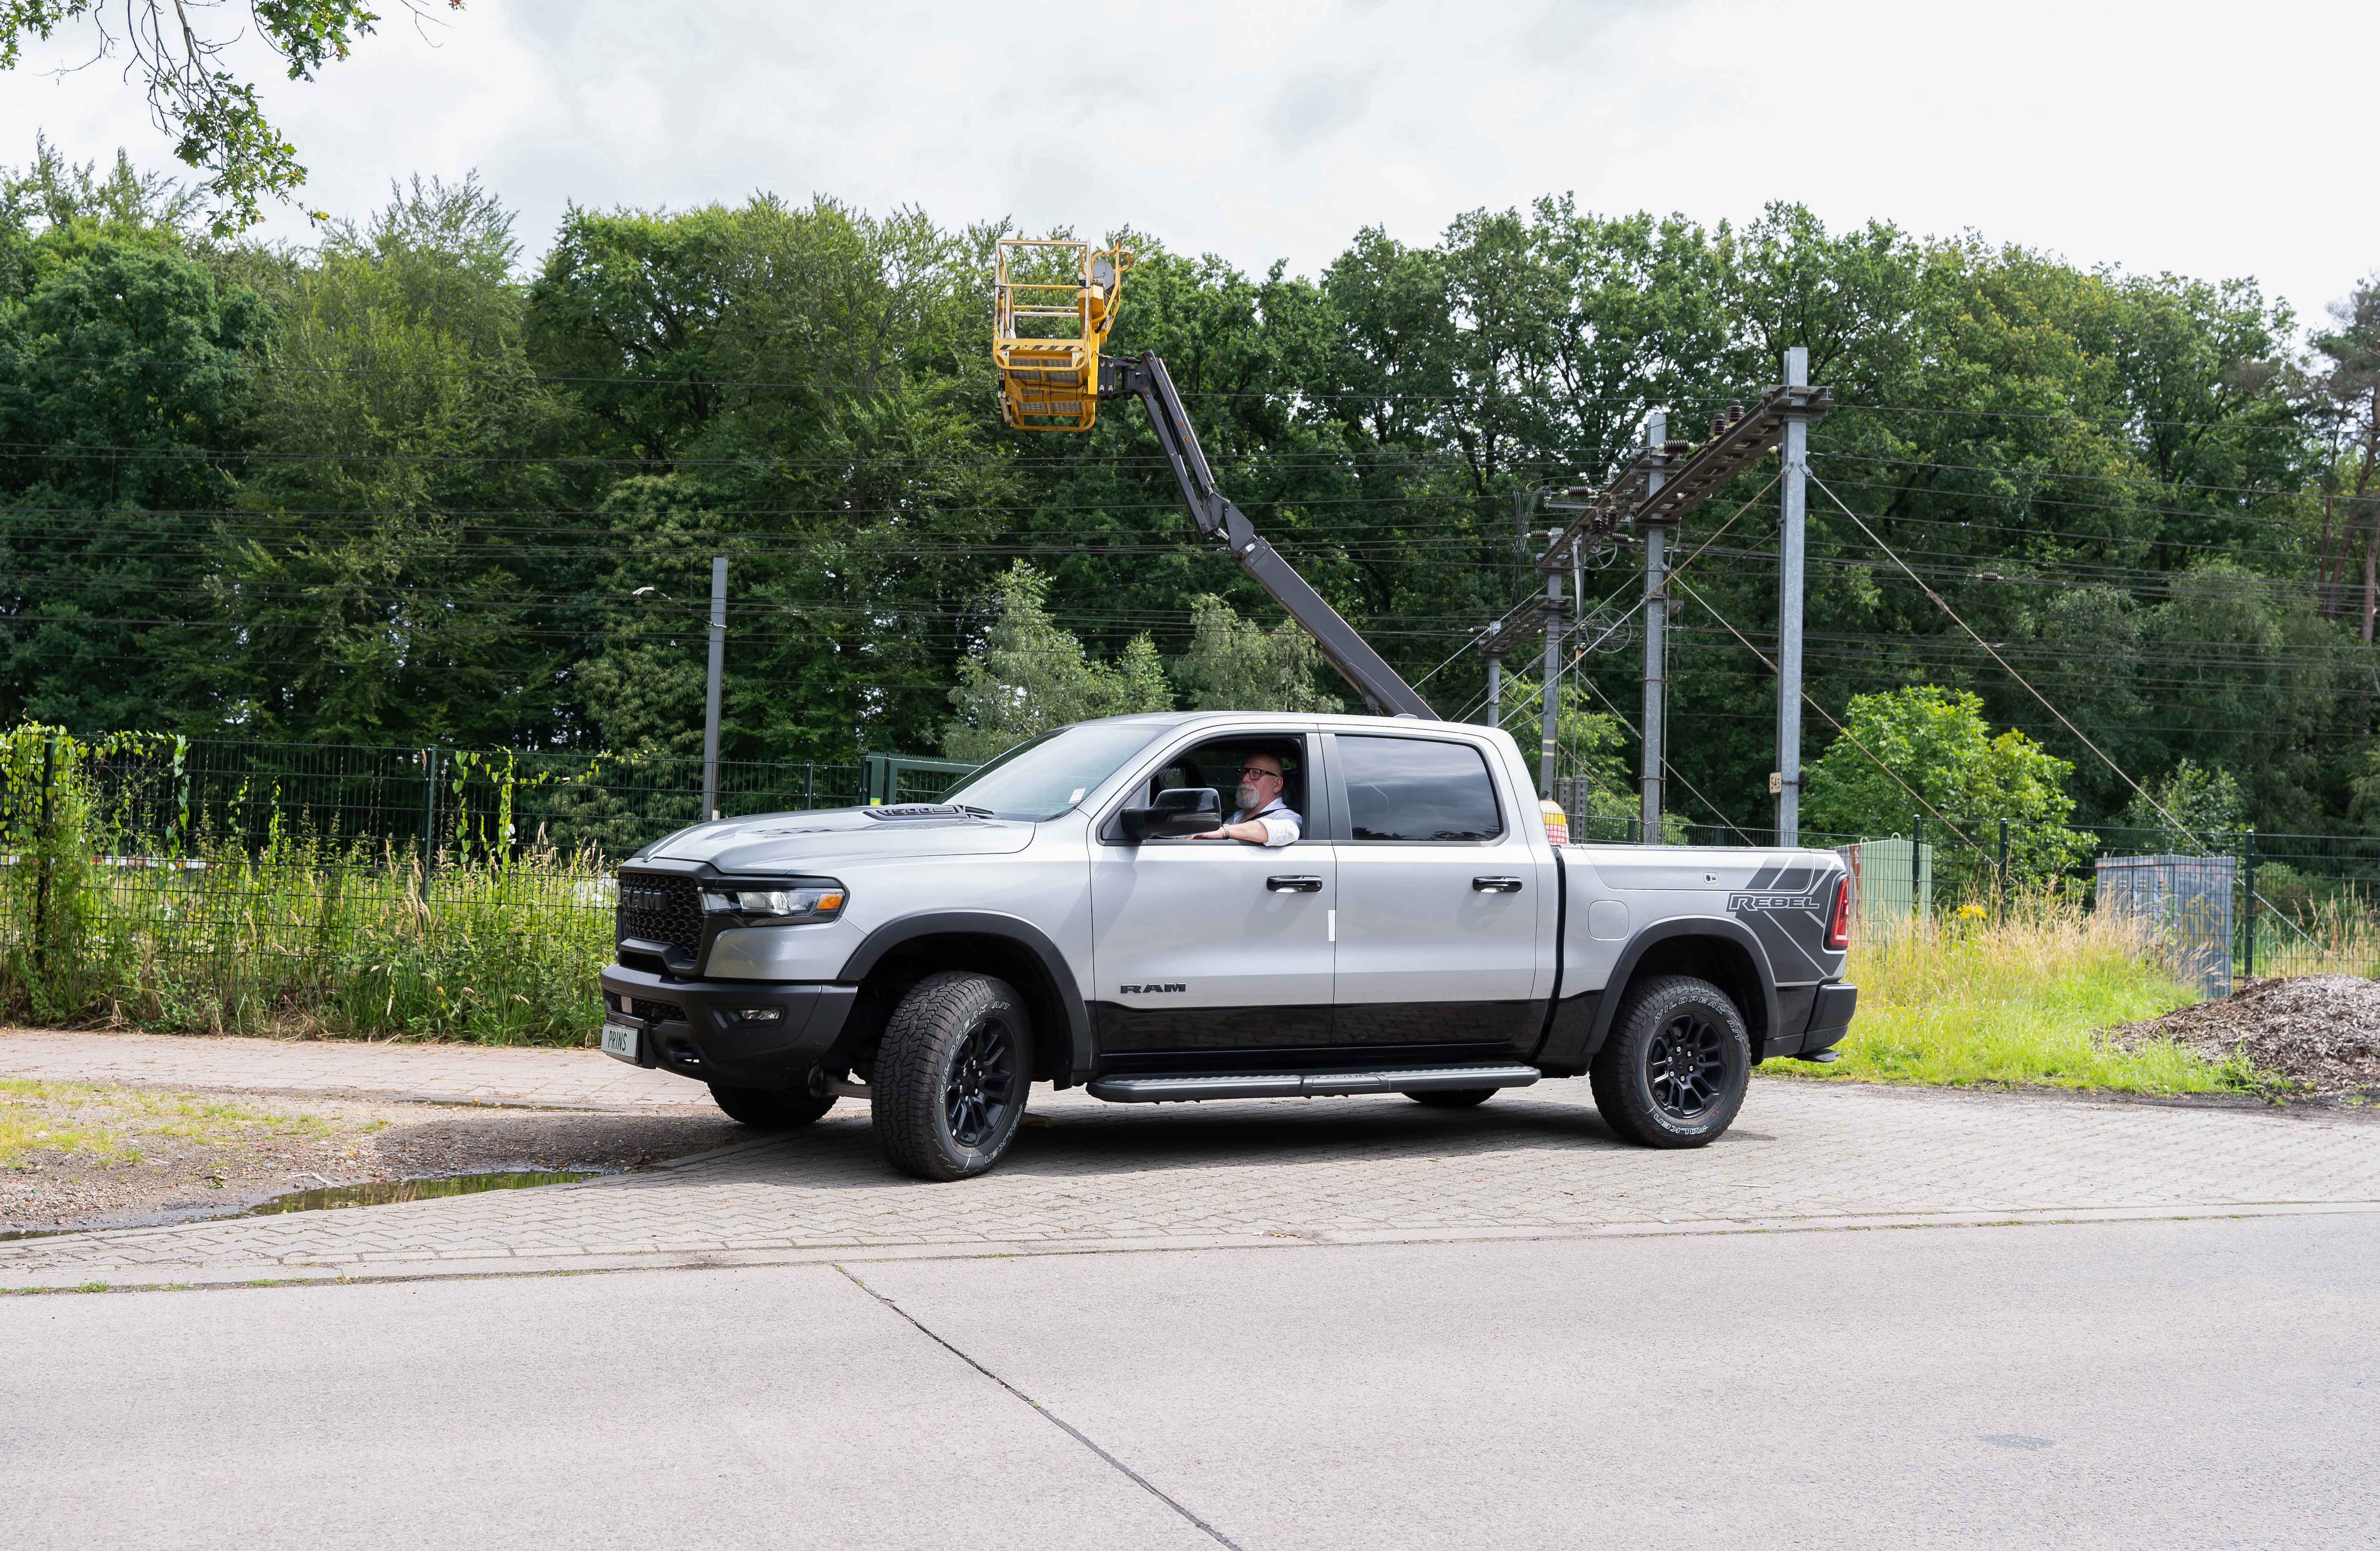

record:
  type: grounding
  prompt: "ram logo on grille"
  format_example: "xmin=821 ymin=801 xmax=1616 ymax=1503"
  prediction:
xmin=620 ymin=885 xmax=672 ymax=912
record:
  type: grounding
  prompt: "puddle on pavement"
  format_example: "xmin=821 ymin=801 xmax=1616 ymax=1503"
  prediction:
xmin=0 ymin=1169 xmax=595 ymax=1241
xmin=241 ymin=1171 xmax=594 ymax=1215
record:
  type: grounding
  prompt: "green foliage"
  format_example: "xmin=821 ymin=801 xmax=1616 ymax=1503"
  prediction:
xmin=1782 ymin=888 xmax=2249 ymax=1095
xmin=0 ymin=2 xmax=414 ymax=234
xmin=2121 ymin=759 xmax=2247 ymax=850
xmin=1801 ymin=686 xmax=2091 ymax=883
xmin=0 ymin=144 xmax=2369 ymax=840
xmin=1172 ymin=595 xmax=1342 ymax=712
xmin=942 ymin=564 xmax=1172 ymax=761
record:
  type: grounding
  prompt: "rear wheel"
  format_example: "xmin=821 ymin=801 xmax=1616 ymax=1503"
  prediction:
xmin=873 ymin=971 xmax=1032 ymax=1181
xmin=708 ymin=1084 xmax=836 ymax=1129
xmin=1403 ymin=1088 xmax=1497 ymax=1108
xmin=1588 ymin=974 xmax=1750 ymax=1148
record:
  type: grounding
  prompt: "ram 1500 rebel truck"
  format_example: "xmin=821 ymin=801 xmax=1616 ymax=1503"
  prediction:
xmin=598 ymin=711 xmax=1858 ymax=1180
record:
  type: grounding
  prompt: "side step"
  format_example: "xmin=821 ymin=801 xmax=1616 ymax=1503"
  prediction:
xmin=1086 ymin=1064 xmax=1542 ymax=1105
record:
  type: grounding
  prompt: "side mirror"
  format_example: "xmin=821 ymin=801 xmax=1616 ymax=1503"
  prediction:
xmin=1120 ymin=786 xmax=1221 ymax=842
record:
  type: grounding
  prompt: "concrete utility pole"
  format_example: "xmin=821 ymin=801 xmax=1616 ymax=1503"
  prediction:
xmin=1777 ymin=347 xmax=1809 ymax=845
xmin=701 ymin=556 xmax=727 ymax=823
xmin=1639 ymin=412 xmax=1669 ymax=843
xmin=1480 ymin=634 xmax=1504 ymax=731
xmin=1538 ymin=563 xmax=1564 ymax=799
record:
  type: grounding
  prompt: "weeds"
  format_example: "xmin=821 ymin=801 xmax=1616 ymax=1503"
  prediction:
xmin=1782 ymin=888 xmax=2264 ymax=1095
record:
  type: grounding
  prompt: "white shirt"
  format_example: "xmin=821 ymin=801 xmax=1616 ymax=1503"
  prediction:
xmin=1230 ymin=797 xmax=1303 ymax=848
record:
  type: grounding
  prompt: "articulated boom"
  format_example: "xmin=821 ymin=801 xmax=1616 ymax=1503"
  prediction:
xmin=991 ymin=240 xmax=1436 ymax=720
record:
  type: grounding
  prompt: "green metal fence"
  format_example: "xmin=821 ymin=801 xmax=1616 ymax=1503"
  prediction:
xmin=4 ymin=724 xmax=2375 ymax=1039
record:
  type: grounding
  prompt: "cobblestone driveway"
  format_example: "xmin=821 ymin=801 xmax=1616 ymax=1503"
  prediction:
xmin=6 ymin=1028 xmax=2377 ymax=1292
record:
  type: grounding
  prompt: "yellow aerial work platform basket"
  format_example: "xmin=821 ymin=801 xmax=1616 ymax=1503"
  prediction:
xmin=994 ymin=238 xmax=1132 ymax=431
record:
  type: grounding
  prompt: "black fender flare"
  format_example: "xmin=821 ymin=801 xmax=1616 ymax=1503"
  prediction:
xmin=1586 ymin=915 xmax=1782 ymax=1055
xmin=836 ymin=910 xmax=1092 ymax=1084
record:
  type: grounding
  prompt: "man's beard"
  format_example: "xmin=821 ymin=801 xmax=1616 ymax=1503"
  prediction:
xmin=1237 ymin=783 xmax=1261 ymax=810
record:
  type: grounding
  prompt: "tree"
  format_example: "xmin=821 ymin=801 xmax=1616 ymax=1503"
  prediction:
xmin=2312 ymin=276 xmax=2380 ymax=641
xmin=942 ymin=564 xmax=1170 ymax=761
xmin=2121 ymin=759 xmax=2245 ymax=851
xmin=0 ymin=236 xmax=268 ymax=728
xmin=1801 ymin=686 xmax=2090 ymax=885
xmin=0 ymin=2 xmax=461 ymax=234
xmin=1170 ymin=595 xmax=1341 ymax=713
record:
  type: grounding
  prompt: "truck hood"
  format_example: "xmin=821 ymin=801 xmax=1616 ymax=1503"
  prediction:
xmin=637 ymin=805 xmax=1036 ymax=871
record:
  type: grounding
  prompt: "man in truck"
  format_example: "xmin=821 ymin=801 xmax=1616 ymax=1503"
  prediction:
xmin=1192 ymin=750 xmax=1302 ymax=846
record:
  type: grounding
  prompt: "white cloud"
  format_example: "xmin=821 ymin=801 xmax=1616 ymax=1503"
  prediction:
xmin=1 ymin=0 xmax=2372 ymax=323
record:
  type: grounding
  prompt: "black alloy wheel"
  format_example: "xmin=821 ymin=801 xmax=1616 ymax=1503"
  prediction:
xmin=873 ymin=971 xmax=1035 ymax=1180
xmin=1588 ymin=974 xmax=1751 ymax=1149
xmin=1646 ymin=1012 xmax=1728 ymax=1120
xmin=944 ymin=1013 xmax=1021 ymax=1148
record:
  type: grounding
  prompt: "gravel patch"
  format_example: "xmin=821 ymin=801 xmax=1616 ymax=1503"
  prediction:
xmin=2112 ymin=975 xmax=2380 ymax=1099
xmin=0 ymin=1081 xmax=750 ymax=1235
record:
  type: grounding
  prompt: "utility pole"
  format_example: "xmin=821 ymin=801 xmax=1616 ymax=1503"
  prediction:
xmin=1479 ymin=628 xmax=1505 ymax=730
xmin=702 ymin=556 xmax=727 ymax=823
xmin=1639 ymin=412 xmax=1670 ymax=843
xmin=1777 ymin=347 xmax=1809 ymax=845
xmin=1538 ymin=559 xmax=1564 ymax=799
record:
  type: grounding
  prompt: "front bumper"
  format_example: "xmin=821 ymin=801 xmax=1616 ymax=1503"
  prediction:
xmin=598 ymin=965 xmax=858 ymax=1090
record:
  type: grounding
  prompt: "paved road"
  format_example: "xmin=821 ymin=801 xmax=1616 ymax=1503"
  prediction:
xmin=5 ymin=1045 xmax=2379 ymax=1289
xmin=7 ymin=1214 xmax=2373 ymax=1549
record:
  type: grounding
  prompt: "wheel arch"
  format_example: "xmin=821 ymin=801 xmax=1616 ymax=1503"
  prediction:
xmin=836 ymin=911 xmax=1091 ymax=1086
xmin=1586 ymin=917 xmax=1778 ymax=1057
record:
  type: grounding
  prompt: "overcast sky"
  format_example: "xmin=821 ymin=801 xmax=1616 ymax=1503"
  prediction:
xmin=4 ymin=0 xmax=2374 ymax=333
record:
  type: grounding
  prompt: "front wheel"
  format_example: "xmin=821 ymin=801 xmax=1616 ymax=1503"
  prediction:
xmin=709 ymin=1083 xmax=836 ymax=1129
xmin=1588 ymin=975 xmax=1751 ymax=1148
xmin=873 ymin=972 xmax=1032 ymax=1181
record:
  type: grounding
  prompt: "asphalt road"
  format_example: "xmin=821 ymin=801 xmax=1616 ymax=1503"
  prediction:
xmin=6 ymin=1214 xmax=2375 ymax=1549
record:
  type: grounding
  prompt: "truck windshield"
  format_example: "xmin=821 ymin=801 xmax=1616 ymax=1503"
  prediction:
xmin=938 ymin=722 xmax=1165 ymax=821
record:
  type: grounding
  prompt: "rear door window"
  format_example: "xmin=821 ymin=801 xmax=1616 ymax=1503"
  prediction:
xmin=1337 ymin=736 xmax=1503 ymax=842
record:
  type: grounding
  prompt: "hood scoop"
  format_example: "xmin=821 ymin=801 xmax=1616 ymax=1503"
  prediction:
xmin=863 ymin=804 xmax=976 ymax=822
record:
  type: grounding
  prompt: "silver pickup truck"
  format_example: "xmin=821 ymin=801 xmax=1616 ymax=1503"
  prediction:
xmin=598 ymin=712 xmax=1858 ymax=1179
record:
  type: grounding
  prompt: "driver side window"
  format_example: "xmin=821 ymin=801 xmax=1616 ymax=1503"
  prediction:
xmin=1139 ymin=738 xmax=1308 ymax=840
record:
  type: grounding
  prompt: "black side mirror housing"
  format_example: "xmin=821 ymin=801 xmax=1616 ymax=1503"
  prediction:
xmin=1120 ymin=786 xmax=1221 ymax=842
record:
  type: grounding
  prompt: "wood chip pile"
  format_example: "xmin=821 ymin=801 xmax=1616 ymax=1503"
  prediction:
xmin=2115 ymin=975 xmax=2380 ymax=1097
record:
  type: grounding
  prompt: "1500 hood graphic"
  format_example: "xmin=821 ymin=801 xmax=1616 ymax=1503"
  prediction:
xmin=639 ymin=805 xmax=1034 ymax=871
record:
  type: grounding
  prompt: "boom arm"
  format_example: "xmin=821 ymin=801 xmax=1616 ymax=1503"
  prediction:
xmin=1100 ymin=352 xmax=1436 ymax=720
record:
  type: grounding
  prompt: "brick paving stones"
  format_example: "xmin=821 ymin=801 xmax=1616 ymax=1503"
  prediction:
xmin=0 ymin=1028 xmax=702 ymax=1111
xmin=5 ymin=1029 xmax=2378 ymax=1292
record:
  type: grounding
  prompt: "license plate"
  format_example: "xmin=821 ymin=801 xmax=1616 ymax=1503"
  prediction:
xmin=600 ymin=1020 xmax=640 ymax=1063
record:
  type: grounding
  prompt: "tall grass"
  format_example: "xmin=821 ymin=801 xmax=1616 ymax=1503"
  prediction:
xmin=2 ymin=724 xmax=615 ymax=1044
xmin=1782 ymin=890 xmax=2258 ymax=1094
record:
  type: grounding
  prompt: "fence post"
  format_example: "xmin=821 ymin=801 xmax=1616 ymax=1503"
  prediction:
xmin=1910 ymin=812 xmax=1923 ymax=921
xmin=2241 ymin=829 xmax=2257 ymax=983
xmin=33 ymin=731 xmax=55 ymax=973
xmin=1997 ymin=817 xmax=2010 ymax=900
xmin=421 ymin=746 xmax=441 ymax=881
xmin=804 ymin=763 xmax=815 ymax=811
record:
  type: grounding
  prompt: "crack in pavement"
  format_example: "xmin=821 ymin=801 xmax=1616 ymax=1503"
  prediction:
xmin=833 ymin=1262 xmax=1244 ymax=1550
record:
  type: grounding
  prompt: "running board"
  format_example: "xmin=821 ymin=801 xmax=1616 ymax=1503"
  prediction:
xmin=1086 ymin=1064 xmax=1542 ymax=1104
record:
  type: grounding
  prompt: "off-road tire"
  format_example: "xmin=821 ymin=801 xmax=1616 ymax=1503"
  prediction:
xmin=708 ymin=1083 xmax=836 ymax=1128
xmin=873 ymin=971 xmax=1032 ymax=1181
xmin=1588 ymin=974 xmax=1751 ymax=1149
xmin=1403 ymin=1088 xmax=1497 ymax=1108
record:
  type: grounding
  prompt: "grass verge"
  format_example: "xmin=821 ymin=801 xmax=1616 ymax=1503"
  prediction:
xmin=1773 ymin=893 xmax=2268 ymax=1096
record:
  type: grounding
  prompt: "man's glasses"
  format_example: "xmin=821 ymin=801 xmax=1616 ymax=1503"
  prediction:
xmin=1236 ymin=767 xmax=1282 ymax=783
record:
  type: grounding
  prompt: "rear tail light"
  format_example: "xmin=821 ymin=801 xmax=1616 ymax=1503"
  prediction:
xmin=1826 ymin=877 xmax=1852 ymax=950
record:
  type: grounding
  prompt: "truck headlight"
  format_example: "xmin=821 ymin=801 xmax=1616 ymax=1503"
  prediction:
xmin=700 ymin=882 xmax=846 ymax=924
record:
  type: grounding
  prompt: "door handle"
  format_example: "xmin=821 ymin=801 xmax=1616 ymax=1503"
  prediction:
xmin=1267 ymin=875 xmax=1324 ymax=893
xmin=1472 ymin=876 xmax=1524 ymax=893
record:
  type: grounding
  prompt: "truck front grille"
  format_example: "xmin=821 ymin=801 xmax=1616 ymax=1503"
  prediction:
xmin=616 ymin=870 xmax=702 ymax=961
